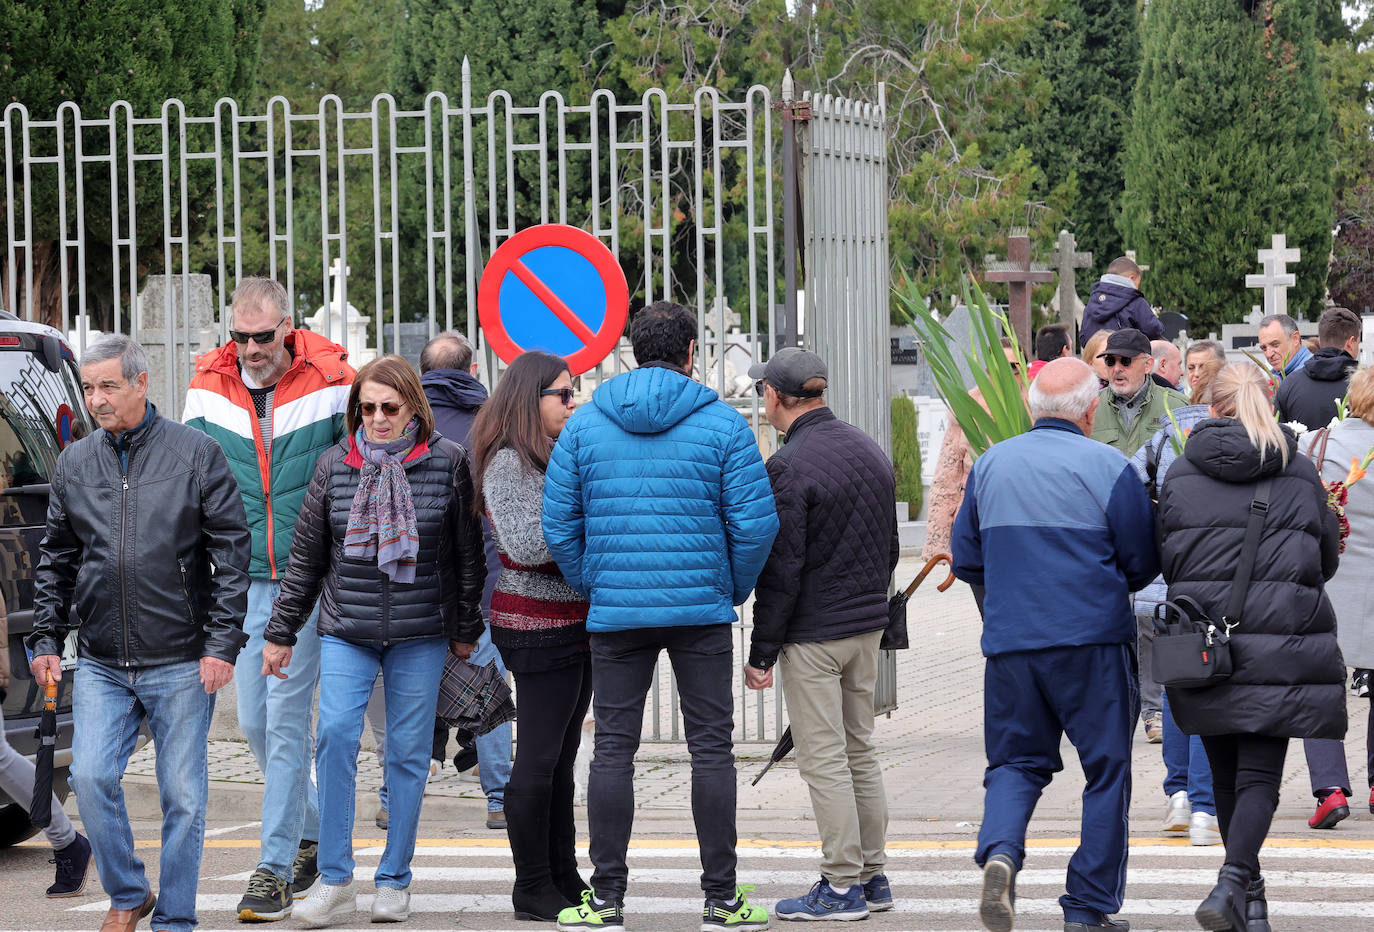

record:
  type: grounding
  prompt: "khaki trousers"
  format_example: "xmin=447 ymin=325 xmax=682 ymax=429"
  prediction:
xmin=779 ymin=628 xmax=888 ymax=889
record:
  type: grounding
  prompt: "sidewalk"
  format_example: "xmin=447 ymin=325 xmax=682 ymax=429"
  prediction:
xmin=118 ymin=552 xmax=1374 ymax=841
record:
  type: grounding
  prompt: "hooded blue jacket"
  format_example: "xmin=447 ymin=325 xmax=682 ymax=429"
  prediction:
xmin=542 ymin=365 xmax=779 ymax=632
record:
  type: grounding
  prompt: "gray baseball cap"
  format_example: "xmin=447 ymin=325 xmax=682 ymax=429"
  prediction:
xmin=748 ymin=346 xmax=828 ymax=397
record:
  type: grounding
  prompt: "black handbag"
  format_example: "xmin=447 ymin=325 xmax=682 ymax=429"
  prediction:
xmin=1151 ymin=477 xmax=1271 ymax=689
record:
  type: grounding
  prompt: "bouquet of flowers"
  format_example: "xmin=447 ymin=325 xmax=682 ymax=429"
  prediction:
xmin=1326 ymin=450 xmax=1374 ymax=554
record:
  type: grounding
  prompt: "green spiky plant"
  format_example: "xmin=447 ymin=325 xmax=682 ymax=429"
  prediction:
xmin=893 ymin=274 xmax=1032 ymax=458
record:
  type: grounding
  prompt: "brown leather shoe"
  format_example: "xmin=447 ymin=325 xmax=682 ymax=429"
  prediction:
xmin=98 ymin=891 xmax=155 ymax=932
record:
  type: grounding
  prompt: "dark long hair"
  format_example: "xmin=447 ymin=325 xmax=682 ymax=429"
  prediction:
xmin=468 ymin=350 xmax=571 ymax=514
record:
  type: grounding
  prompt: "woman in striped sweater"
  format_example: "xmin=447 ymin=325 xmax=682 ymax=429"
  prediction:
xmin=469 ymin=351 xmax=591 ymax=922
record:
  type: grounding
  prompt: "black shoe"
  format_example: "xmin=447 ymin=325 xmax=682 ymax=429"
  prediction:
xmin=46 ymin=833 xmax=91 ymax=898
xmin=979 ymin=853 xmax=1016 ymax=932
xmin=236 ymin=867 xmax=292 ymax=922
xmin=1064 ymin=920 xmax=1129 ymax=931
xmin=1244 ymin=875 xmax=1270 ymax=932
xmin=1196 ymin=863 xmax=1248 ymax=931
xmin=290 ymin=840 xmax=320 ymax=899
xmin=453 ymin=745 xmax=479 ymax=773
xmin=551 ymin=870 xmax=592 ymax=908
xmin=512 ymin=881 xmax=573 ymax=922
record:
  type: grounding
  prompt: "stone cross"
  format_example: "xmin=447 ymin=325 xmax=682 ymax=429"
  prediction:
xmin=985 ymin=229 xmax=1054 ymax=351
xmin=1245 ymin=234 xmax=1300 ymax=318
xmin=1124 ymin=249 xmax=1150 ymax=273
xmin=1050 ymin=230 xmax=1092 ymax=345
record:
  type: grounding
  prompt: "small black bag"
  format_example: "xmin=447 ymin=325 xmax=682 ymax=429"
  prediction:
xmin=1151 ymin=477 xmax=1271 ymax=688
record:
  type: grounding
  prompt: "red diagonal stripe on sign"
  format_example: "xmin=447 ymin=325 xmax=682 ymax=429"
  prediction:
xmin=508 ymin=260 xmax=599 ymax=345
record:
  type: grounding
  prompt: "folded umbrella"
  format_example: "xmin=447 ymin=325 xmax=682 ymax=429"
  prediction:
xmin=753 ymin=554 xmax=958 ymax=784
xmin=435 ymin=656 xmax=516 ymax=746
xmin=30 ymin=671 xmax=57 ymax=828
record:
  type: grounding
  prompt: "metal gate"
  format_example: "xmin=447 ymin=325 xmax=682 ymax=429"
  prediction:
xmin=0 ymin=66 xmax=893 ymax=741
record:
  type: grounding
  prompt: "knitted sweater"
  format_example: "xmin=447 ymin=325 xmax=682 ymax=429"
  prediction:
xmin=484 ymin=447 xmax=588 ymax=653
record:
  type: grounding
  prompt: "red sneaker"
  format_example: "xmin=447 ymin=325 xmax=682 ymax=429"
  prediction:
xmin=1309 ymin=789 xmax=1350 ymax=829
xmin=1368 ymin=785 xmax=1374 ymax=814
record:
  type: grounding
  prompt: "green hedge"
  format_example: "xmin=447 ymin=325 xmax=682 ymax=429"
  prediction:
xmin=891 ymin=397 xmax=923 ymax=519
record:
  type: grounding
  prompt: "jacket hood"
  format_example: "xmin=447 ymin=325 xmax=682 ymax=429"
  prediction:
xmin=593 ymin=366 xmax=719 ymax=434
xmin=1083 ymin=281 xmax=1144 ymax=323
xmin=1302 ymin=346 xmax=1357 ymax=383
xmin=421 ymin=368 xmax=488 ymax=411
xmin=195 ymin=327 xmax=350 ymax=382
xmin=1183 ymin=418 xmax=1298 ymax=483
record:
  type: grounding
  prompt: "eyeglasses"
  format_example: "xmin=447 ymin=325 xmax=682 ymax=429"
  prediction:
xmin=540 ymin=387 xmax=575 ymax=406
xmin=1100 ymin=354 xmax=1139 ymax=369
xmin=753 ymin=379 xmax=768 ymax=397
xmin=359 ymin=400 xmax=405 ymax=417
xmin=229 ymin=316 xmax=288 ymax=345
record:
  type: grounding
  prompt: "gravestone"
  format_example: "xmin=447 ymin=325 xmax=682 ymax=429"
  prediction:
xmin=1245 ymin=234 xmax=1300 ymax=317
xmin=383 ymin=322 xmax=432 ymax=368
xmin=1158 ymin=311 xmax=1190 ymax=342
xmin=985 ymin=230 xmax=1053 ymax=351
xmin=137 ymin=273 xmax=215 ymax=413
xmin=1050 ymin=230 xmax=1092 ymax=345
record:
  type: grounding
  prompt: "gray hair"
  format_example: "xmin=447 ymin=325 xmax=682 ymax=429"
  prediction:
xmin=1150 ymin=339 xmax=1180 ymax=362
xmin=231 ymin=276 xmax=291 ymax=322
xmin=80 ymin=334 xmax=148 ymax=382
xmin=1028 ymin=358 xmax=1100 ymax=421
xmin=1186 ymin=339 xmax=1226 ymax=362
xmin=419 ymin=331 xmax=474 ymax=373
xmin=1259 ymin=314 xmax=1298 ymax=336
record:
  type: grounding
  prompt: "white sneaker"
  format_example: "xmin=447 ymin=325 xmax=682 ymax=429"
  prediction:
xmin=295 ymin=878 xmax=356 ymax=928
xmin=371 ymin=885 xmax=411 ymax=922
xmin=427 ymin=760 xmax=442 ymax=783
xmin=1190 ymin=811 xmax=1222 ymax=846
xmin=1162 ymin=790 xmax=1191 ymax=833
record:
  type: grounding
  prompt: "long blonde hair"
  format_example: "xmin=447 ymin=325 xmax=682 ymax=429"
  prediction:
xmin=1209 ymin=363 xmax=1288 ymax=467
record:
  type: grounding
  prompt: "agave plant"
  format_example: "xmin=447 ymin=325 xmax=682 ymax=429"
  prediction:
xmin=893 ymin=273 xmax=1031 ymax=459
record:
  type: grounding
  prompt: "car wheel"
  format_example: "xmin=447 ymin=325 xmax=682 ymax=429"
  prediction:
xmin=0 ymin=767 xmax=72 ymax=848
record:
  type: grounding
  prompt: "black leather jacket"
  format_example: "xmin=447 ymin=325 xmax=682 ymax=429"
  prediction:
xmin=265 ymin=432 xmax=486 ymax=647
xmin=27 ymin=408 xmax=251 ymax=667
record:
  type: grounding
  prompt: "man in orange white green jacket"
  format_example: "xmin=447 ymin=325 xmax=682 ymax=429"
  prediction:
xmin=182 ymin=276 xmax=353 ymax=922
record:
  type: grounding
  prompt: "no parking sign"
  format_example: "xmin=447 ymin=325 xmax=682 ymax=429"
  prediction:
xmin=477 ymin=225 xmax=629 ymax=376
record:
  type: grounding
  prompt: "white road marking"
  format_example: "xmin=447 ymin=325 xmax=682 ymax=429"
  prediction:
xmin=202 ymin=821 xmax=261 ymax=838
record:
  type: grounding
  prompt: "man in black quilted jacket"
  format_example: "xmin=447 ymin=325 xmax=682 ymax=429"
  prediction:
xmin=744 ymin=347 xmax=900 ymax=922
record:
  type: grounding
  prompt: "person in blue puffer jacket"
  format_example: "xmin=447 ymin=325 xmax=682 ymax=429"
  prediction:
xmin=542 ymin=300 xmax=779 ymax=932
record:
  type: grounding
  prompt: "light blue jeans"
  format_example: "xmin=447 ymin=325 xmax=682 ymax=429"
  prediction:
xmin=236 ymin=578 xmax=321 ymax=877
xmin=316 ymin=635 xmax=447 ymax=890
xmin=371 ymin=626 xmax=511 ymax=813
xmin=72 ymin=658 xmax=213 ymax=932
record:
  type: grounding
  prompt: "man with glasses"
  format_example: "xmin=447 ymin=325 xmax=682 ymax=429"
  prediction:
xmin=183 ymin=277 xmax=354 ymax=921
xmin=1089 ymin=328 xmax=1187 ymax=458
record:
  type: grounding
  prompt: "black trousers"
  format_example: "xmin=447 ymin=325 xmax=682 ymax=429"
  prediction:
xmin=1200 ymin=734 xmax=1289 ymax=878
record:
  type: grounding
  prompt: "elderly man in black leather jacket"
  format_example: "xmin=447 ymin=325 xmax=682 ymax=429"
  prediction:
xmin=28 ymin=333 xmax=250 ymax=932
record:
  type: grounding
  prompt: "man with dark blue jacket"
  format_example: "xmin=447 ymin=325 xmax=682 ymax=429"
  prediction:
xmin=1079 ymin=256 xmax=1164 ymax=344
xmin=419 ymin=331 xmax=510 ymax=829
xmin=544 ymin=301 xmax=779 ymax=932
xmin=952 ymin=357 xmax=1158 ymax=932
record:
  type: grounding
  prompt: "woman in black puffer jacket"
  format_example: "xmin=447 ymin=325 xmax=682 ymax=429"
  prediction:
xmin=1158 ymin=363 xmax=1345 ymax=932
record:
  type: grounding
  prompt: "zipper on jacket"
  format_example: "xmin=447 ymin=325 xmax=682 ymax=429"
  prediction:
xmin=177 ymin=559 xmax=196 ymax=624
xmin=116 ymin=445 xmax=136 ymax=668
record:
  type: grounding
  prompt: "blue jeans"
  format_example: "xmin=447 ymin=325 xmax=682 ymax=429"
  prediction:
xmin=1161 ymin=691 xmax=1214 ymax=815
xmin=316 ymin=635 xmax=448 ymax=890
xmin=977 ymin=644 xmax=1137 ymax=926
xmin=72 ymin=658 xmax=214 ymax=932
xmin=236 ymin=578 xmax=322 ymax=877
xmin=375 ymin=627 xmax=511 ymax=813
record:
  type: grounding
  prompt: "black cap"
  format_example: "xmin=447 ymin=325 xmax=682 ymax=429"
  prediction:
xmin=1097 ymin=328 xmax=1152 ymax=359
xmin=748 ymin=347 xmax=828 ymax=397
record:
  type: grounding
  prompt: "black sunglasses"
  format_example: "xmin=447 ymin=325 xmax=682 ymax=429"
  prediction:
xmin=753 ymin=379 xmax=767 ymax=397
xmin=1100 ymin=354 xmax=1139 ymax=368
xmin=540 ymin=387 xmax=575 ymax=406
xmin=359 ymin=400 xmax=405 ymax=417
xmin=229 ymin=316 xmax=288 ymax=345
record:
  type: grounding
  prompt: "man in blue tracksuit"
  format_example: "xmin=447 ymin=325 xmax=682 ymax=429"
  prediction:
xmin=952 ymin=357 xmax=1159 ymax=932
xmin=543 ymin=301 xmax=779 ymax=932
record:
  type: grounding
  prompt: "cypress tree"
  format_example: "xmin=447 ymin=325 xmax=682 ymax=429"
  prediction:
xmin=1120 ymin=0 xmax=1332 ymax=334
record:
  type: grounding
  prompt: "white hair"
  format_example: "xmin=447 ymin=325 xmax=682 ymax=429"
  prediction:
xmin=1028 ymin=360 xmax=1100 ymax=421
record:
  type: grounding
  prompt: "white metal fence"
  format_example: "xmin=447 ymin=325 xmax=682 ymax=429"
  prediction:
xmin=1 ymin=67 xmax=893 ymax=742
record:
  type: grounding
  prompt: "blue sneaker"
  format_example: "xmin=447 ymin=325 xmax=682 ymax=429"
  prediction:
xmin=775 ymin=878 xmax=868 ymax=922
xmin=861 ymin=874 xmax=893 ymax=912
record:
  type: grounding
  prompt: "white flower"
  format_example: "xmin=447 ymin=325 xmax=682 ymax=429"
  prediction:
xmin=1328 ymin=416 xmax=1343 ymax=430
xmin=1281 ymin=420 xmax=1308 ymax=437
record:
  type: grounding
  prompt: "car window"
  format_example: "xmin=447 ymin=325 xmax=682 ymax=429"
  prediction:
xmin=0 ymin=346 xmax=84 ymax=488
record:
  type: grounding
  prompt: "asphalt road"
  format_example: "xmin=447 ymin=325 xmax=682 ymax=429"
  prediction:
xmin=4 ymin=815 xmax=1373 ymax=932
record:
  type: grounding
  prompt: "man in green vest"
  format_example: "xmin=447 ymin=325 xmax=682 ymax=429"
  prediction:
xmin=1089 ymin=328 xmax=1187 ymax=458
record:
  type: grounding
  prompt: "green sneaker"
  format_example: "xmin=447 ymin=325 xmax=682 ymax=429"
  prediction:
xmin=702 ymin=885 xmax=770 ymax=931
xmin=557 ymin=889 xmax=625 ymax=930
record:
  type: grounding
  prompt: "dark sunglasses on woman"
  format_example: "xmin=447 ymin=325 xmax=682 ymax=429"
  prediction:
xmin=540 ymin=387 xmax=575 ymax=406
xmin=359 ymin=401 xmax=405 ymax=416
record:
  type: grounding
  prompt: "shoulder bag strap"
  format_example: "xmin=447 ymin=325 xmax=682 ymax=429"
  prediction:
xmin=1222 ymin=476 xmax=1274 ymax=631
xmin=1306 ymin=428 xmax=1330 ymax=471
